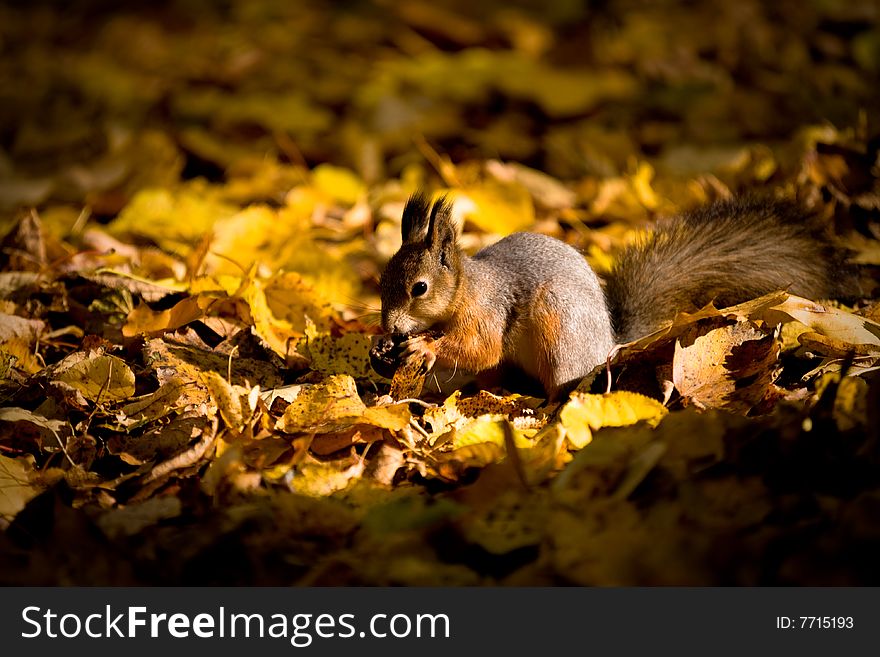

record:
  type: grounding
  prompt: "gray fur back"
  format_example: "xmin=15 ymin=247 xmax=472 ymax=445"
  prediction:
xmin=469 ymin=232 xmax=615 ymax=384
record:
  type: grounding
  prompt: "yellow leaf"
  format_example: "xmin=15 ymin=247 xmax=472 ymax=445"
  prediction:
xmin=449 ymin=416 xmax=534 ymax=450
xmin=559 ymin=391 xmax=667 ymax=449
xmin=263 ymin=272 xmax=334 ymax=330
xmin=629 ymin=161 xmax=659 ymax=210
xmin=110 ymin=185 xmax=235 ymax=253
xmin=361 ymin=405 xmax=412 ymax=431
xmin=833 ymin=376 xmax=869 ymax=432
xmin=300 ymin=320 xmax=373 ymax=377
xmin=451 ymin=180 xmax=535 ymax=235
xmin=245 ymin=273 xmax=333 ymax=361
xmin=423 ymin=390 xmax=542 ymax=443
xmin=815 ymin=373 xmax=870 ymax=432
xmin=0 ymin=454 xmax=42 ymax=523
xmin=202 ymin=370 xmax=244 ymax=430
xmin=141 ymin=339 xmax=213 ymax=408
xmin=55 ymin=352 xmax=135 ymax=403
xmin=312 ymin=164 xmax=366 ymax=205
xmin=204 ymin=199 xmax=361 ymax=305
xmin=432 ymin=442 xmax=506 ymax=476
xmin=389 ymin=355 xmax=426 ymax=399
xmin=290 ymin=455 xmax=365 ymax=497
xmin=122 ymin=296 xmax=205 ymax=337
xmin=206 ymin=204 xmax=295 ymax=273
xmin=0 ymin=338 xmax=43 ymax=375
xmin=276 ymin=374 xmax=410 ymax=434
xmin=246 ymin=281 xmax=299 ymax=360
xmin=118 ymin=378 xmax=187 ymax=427
xmin=189 ymin=275 xmax=244 ymax=296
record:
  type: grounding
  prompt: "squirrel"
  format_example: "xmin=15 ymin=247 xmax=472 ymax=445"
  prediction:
xmin=377 ymin=192 xmax=856 ymax=400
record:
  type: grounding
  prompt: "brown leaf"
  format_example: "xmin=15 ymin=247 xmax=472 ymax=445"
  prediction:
xmin=107 ymin=414 xmax=211 ymax=466
xmin=0 ymin=313 xmax=45 ymax=342
xmin=389 ymin=356 xmax=426 ymax=399
xmin=142 ymin=417 xmax=218 ymax=484
xmin=0 ymin=211 xmax=46 ymax=271
xmin=673 ymin=321 xmax=780 ymax=413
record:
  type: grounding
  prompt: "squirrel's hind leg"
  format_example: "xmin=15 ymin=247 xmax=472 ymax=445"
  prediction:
xmin=530 ymin=282 xmax=615 ymax=402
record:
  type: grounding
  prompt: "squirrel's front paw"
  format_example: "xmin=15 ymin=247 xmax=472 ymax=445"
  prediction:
xmin=401 ymin=334 xmax=437 ymax=375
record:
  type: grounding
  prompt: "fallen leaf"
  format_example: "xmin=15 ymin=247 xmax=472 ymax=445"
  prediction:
xmin=0 ymin=313 xmax=45 ymax=342
xmin=558 ymin=391 xmax=668 ymax=449
xmin=389 ymin=356 xmax=427 ymax=399
xmin=119 ymin=378 xmax=188 ymax=427
xmin=673 ymin=321 xmax=780 ymax=412
xmin=291 ymin=453 xmax=365 ymax=497
xmin=54 ymin=351 xmax=136 ymax=403
xmin=276 ymin=374 xmax=411 ymax=434
xmin=299 ymin=320 xmax=373 ymax=378
xmin=107 ymin=414 xmax=210 ymax=466
xmin=768 ymin=295 xmax=880 ymax=348
xmin=312 ymin=164 xmax=366 ymax=205
xmin=450 ymin=180 xmax=535 ymax=235
xmin=203 ymin=370 xmax=244 ymax=431
xmin=0 ymin=454 xmax=42 ymax=524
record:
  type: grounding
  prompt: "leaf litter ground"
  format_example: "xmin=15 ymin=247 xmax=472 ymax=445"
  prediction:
xmin=1 ymin=0 xmax=880 ymax=585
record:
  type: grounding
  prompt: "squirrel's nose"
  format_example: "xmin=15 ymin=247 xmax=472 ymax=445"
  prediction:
xmin=383 ymin=310 xmax=415 ymax=336
xmin=383 ymin=311 xmax=403 ymax=335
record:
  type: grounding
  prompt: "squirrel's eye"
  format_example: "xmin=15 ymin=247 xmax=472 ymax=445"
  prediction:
xmin=411 ymin=281 xmax=428 ymax=297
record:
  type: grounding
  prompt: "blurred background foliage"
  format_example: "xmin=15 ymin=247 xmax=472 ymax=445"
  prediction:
xmin=2 ymin=0 xmax=878 ymax=211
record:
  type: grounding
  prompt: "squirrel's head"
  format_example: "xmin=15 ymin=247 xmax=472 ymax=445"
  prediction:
xmin=380 ymin=193 xmax=461 ymax=336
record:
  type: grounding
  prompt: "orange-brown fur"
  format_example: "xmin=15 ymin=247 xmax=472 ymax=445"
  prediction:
xmin=530 ymin=285 xmax=563 ymax=396
xmin=434 ymin=279 xmax=505 ymax=372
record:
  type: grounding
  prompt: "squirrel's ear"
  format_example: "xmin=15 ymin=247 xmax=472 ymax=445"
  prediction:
xmin=426 ymin=195 xmax=456 ymax=250
xmin=401 ymin=192 xmax=432 ymax=243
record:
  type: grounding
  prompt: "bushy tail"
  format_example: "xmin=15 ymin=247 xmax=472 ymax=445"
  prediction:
xmin=604 ymin=197 xmax=857 ymax=344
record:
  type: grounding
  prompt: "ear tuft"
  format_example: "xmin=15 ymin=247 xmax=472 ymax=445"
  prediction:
xmin=427 ymin=195 xmax=455 ymax=248
xmin=401 ymin=192 xmax=432 ymax=243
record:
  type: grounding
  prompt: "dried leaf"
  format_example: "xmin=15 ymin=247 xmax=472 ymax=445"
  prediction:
xmin=389 ymin=356 xmax=426 ymax=399
xmin=558 ymin=391 xmax=668 ymax=449
xmin=0 ymin=454 xmax=42 ymax=523
xmin=203 ymin=370 xmax=244 ymax=431
xmin=312 ymin=164 xmax=366 ymax=205
xmin=276 ymin=374 xmax=410 ymax=434
xmin=673 ymin=321 xmax=780 ymax=412
xmin=291 ymin=454 xmax=365 ymax=497
xmin=452 ymin=181 xmax=535 ymax=235
xmin=108 ymin=415 xmax=210 ymax=465
xmin=300 ymin=320 xmax=373 ymax=377
xmin=54 ymin=351 xmax=136 ymax=403
xmin=768 ymin=296 xmax=880 ymax=348
xmin=0 ymin=313 xmax=45 ymax=342
xmin=119 ymin=378 xmax=187 ymax=426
